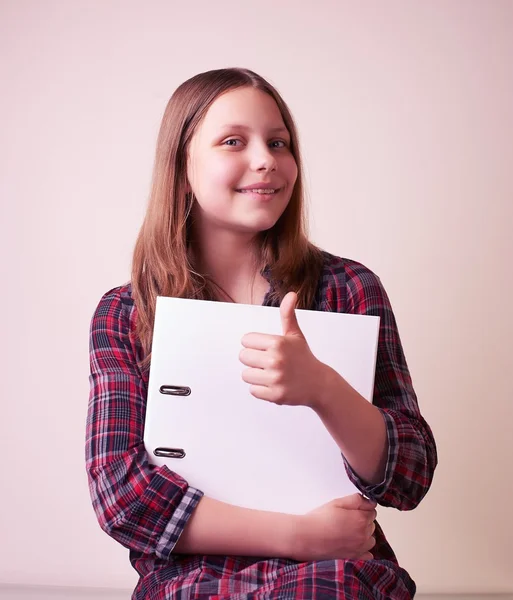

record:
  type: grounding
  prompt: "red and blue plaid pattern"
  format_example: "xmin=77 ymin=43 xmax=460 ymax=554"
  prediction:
xmin=86 ymin=252 xmax=437 ymax=599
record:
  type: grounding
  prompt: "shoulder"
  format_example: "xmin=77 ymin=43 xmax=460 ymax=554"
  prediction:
xmin=317 ymin=250 xmax=388 ymax=314
xmin=89 ymin=282 xmax=148 ymax=380
xmin=90 ymin=281 xmax=136 ymax=332
xmin=89 ymin=282 xmax=145 ymax=372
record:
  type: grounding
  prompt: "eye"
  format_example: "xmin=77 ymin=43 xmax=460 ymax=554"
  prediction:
xmin=269 ymin=140 xmax=288 ymax=149
xmin=223 ymin=138 xmax=243 ymax=147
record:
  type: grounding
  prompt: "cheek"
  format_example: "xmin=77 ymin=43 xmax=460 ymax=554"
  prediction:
xmin=199 ymin=155 xmax=242 ymax=191
xmin=282 ymin=155 xmax=298 ymax=188
xmin=282 ymin=156 xmax=298 ymax=194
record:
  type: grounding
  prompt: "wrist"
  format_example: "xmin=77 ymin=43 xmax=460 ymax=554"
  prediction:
xmin=286 ymin=514 xmax=307 ymax=561
xmin=311 ymin=364 xmax=344 ymax=413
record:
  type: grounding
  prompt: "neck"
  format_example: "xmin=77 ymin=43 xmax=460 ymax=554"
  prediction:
xmin=190 ymin=227 xmax=264 ymax=300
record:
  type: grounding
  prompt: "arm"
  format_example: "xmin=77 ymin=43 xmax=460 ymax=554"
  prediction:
xmin=86 ymin=287 xmax=204 ymax=557
xmin=175 ymin=494 xmax=377 ymax=562
xmin=86 ymin=287 xmax=297 ymax=558
xmin=174 ymin=496 xmax=297 ymax=557
xmin=321 ymin=261 xmax=438 ymax=510
xmin=314 ymin=370 xmax=389 ymax=486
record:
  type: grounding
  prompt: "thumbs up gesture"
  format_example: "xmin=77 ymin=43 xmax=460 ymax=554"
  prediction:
xmin=240 ymin=292 xmax=331 ymax=408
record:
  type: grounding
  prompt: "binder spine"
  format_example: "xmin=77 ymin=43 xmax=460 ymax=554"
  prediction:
xmin=154 ymin=385 xmax=190 ymax=459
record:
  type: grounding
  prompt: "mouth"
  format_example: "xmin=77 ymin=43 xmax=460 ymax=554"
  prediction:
xmin=235 ymin=188 xmax=280 ymax=195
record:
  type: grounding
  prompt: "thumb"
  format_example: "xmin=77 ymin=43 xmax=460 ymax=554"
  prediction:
xmin=336 ymin=493 xmax=377 ymax=511
xmin=280 ymin=292 xmax=304 ymax=337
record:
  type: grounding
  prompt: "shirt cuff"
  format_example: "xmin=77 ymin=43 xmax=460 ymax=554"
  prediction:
xmin=342 ymin=408 xmax=399 ymax=500
xmin=155 ymin=485 xmax=204 ymax=559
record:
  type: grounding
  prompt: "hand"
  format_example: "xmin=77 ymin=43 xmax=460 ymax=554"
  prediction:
xmin=239 ymin=292 xmax=329 ymax=408
xmin=291 ymin=493 xmax=377 ymax=562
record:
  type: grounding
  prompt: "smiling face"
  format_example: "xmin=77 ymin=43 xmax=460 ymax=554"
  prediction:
xmin=186 ymin=86 xmax=298 ymax=239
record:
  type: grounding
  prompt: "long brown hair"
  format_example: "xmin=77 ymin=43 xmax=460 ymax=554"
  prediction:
xmin=132 ymin=68 xmax=324 ymax=370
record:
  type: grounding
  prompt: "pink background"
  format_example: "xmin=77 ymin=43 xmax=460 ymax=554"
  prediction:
xmin=1 ymin=0 xmax=512 ymax=594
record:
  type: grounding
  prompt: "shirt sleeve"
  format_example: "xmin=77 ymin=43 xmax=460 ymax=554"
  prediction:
xmin=341 ymin=263 xmax=438 ymax=510
xmin=85 ymin=287 xmax=204 ymax=558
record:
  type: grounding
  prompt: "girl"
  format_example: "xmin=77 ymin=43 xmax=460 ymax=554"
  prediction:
xmin=86 ymin=68 xmax=437 ymax=599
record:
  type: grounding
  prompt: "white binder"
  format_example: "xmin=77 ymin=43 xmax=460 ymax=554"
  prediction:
xmin=143 ymin=297 xmax=380 ymax=515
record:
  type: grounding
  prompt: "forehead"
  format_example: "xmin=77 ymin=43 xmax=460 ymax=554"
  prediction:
xmin=198 ymin=87 xmax=286 ymax=134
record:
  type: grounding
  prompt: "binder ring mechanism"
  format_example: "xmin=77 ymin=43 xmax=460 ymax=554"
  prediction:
xmin=159 ymin=385 xmax=191 ymax=396
xmin=154 ymin=385 xmax=190 ymax=459
xmin=154 ymin=447 xmax=186 ymax=459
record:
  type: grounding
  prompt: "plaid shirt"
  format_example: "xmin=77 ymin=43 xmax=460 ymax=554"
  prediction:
xmin=86 ymin=252 xmax=437 ymax=599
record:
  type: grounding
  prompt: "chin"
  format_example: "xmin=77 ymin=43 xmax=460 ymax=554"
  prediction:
xmin=240 ymin=217 xmax=280 ymax=234
xmin=241 ymin=208 xmax=286 ymax=233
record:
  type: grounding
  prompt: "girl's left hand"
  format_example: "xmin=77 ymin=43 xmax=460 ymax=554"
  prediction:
xmin=239 ymin=292 xmax=330 ymax=408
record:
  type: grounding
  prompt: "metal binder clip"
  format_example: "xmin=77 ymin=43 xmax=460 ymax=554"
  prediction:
xmin=159 ymin=385 xmax=191 ymax=396
xmin=153 ymin=447 xmax=186 ymax=459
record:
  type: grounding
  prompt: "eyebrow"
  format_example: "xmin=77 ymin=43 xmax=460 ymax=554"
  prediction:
xmin=219 ymin=124 xmax=290 ymax=135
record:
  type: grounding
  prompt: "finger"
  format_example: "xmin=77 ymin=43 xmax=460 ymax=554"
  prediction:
xmin=361 ymin=509 xmax=377 ymax=524
xmin=242 ymin=368 xmax=270 ymax=386
xmin=280 ymin=292 xmax=304 ymax=338
xmin=336 ymin=494 xmax=376 ymax=511
xmin=357 ymin=552 xmax=374 ymax=561
xmin=359 ymin=497 xmax=377 ymax=511
xmin=358 ymin=509 xmax=376 ymax=529
xmin=239 ymin=347 xmax=269 ymax=368
xmin=363 ymin=536 xmax=376 ymax=552
xmin=249 ymin=385 xmax=279 ymax=403
xmin=368 ymin=521 xmax=376 ymax=536
xmin=360 ymin=496 xmax=377 ymax=508
xmin=241 ymin=332 xmax=281 ymax=351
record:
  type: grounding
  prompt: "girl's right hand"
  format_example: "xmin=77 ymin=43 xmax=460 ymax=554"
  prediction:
xmin=291 ymin=493 xmax=377 ymax=561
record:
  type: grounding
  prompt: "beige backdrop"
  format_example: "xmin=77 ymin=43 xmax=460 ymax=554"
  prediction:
xmin=1 ymin=0 xmax=512 ymax=595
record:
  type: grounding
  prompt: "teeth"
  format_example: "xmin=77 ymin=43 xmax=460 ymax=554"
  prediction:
xmin=239 ymin=189 xmax=277 ymax=194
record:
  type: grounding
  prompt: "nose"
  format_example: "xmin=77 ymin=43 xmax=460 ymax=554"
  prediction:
xmin=249 ymin=142 xmax=277 ymax=172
